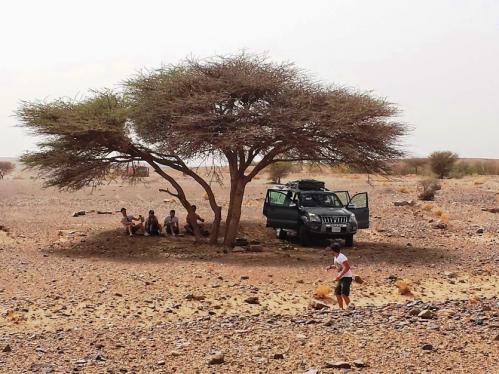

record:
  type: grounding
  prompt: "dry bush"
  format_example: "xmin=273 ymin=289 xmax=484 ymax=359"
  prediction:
xmin=398 ymin=187 xmax=410 ymax=193
xmin=267 ymin=162 xmax=294 ymax=184
xmin=0 ymin=161 xmax=15 ymax=178
xmin=313 ymin=285 xmax=332 ymax=299
xmin=418 ymin=178 xmax=441 ymax=201
xmin=422 ymin=204 xmax=433 ymax=211
xmin=429 ymin=151 xmax=458 ymax=179
xmin=451 ymin=159 xmax=499 ymax=178
xmin=395 ymin=280 xmax=413 ymax=296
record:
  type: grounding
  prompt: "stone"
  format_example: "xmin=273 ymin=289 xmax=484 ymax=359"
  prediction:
xmin=421 ymin=343 xmax=433 ymax=351
xmin=2 ymin=344 xmax=11 ymax=352
xmin=244 ymin=296 xmax=260 ymax=305
xmin=394 ymin=200 xmax=415 ymax=207
xmin=248 ymin=244 xmax=263 ymax=252
xmin=309 ymin=300 xmax=330 ymax=310
xmin=418 ymin=310 xmax=436 ymax=319
xmin=185 ymin=294 xmax=205 ymax=301
xmin=72 ymin=211 xmax=86 ymax=217
xmin=476 ymin=227 xmax=484 ymax=234
xmin=325 ymin=361 xmax=351 ymax=369
xmin=273 ymin=353 xmax=284 ymax=359
xmin=353 ymin=359 xmax=368 ymax=368
xmin=481 ymin=207 xmax=499 ymax=213
xmin=232 ymin=246 xmax=247 ymax=253
xmin=444 ymin=271 xmax=458 ymax=278
xmin=408 ymin=308 xmax=421 ymax=316
xmin=432 ymin=223 xmax=447 ymax=229
xmin=208 ymin=352 xmax=224 ymax=365
xmin=353 ymin=275 xmax=364 ymax=284
xmin=157 ymin=360 xmax=166 ymax=366
xmin=494 ymin=334 xmax=499 ymax=342
xmin=304 ymin=370 xmax=319 ymax=374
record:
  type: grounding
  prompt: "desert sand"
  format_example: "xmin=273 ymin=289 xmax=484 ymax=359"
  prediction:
xmin=0 ymin=167 xmax=498 ymax=373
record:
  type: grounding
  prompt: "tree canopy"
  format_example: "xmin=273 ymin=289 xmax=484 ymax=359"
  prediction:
xmin=17 ymin=53 xmax=407 ymax=246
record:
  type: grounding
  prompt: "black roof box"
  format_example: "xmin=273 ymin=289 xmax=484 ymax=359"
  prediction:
xmin=285 ymin=179 xmax=325 ymax=191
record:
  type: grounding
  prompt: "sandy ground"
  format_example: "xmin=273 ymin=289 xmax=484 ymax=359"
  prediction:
xmin=0 ymin=168 xmax=498 ymax=373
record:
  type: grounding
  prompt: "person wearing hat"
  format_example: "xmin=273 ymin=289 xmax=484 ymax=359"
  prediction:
xmin=145 ymin=209 xmax=162 ymax=236
xmin=120 ymin=207 xmax=144 ymax=237
xmin=326 ymin=243 xmax=353 ymax=309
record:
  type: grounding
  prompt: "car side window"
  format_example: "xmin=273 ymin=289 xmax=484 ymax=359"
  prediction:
xmin=267 ymin=191 xmax=288 ymax=206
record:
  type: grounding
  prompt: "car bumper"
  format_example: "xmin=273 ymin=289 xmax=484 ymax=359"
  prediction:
xmin=305 ymin=223 xmax=357 ymax=236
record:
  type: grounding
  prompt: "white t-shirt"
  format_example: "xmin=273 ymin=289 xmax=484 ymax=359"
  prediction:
xmin=164 ymin=216 xmax=179 ymax=225
xmin=334 ymin=253 xmax=352 ymax=278
xmin=121 ymin=215 xmax=134 ymax=226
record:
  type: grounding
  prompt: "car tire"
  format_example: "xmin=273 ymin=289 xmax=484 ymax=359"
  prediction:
xmin=298 ymin=225 xmax=310 ymax=246
xmin=345 ymin=234 xmax=354 ymax=247
xmin=277 ymin=228 xmax=287 ymax=240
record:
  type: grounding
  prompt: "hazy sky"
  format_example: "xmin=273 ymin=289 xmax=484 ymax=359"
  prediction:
xmin=1 ymin=0 xmax=498 ymax=158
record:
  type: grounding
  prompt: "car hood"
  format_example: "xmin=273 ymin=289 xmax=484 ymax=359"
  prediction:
xmin=300 ymin=207 xmax=351 ymax=216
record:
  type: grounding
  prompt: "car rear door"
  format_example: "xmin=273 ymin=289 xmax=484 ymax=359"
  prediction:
xmin=346 ymin=192 xmax=369 ymax=229
xmin=263 ymin=190 xmax=299 ymax=229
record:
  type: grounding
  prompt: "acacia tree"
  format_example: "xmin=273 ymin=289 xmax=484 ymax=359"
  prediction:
xmin=126 ymin=54 xmax=406 ymax=246
xmin=429 ymin=151 xmax=458 ymax=179
xmin=18 ymin=54 xmax=406 ymax=247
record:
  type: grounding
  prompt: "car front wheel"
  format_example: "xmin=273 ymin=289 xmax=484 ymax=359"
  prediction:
xmin=298 ymin=225 xmax=310 ymax=246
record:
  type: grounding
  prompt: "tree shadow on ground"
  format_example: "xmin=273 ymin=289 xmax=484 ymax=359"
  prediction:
xmin=46 ymin=223 xmax=457 ymax=268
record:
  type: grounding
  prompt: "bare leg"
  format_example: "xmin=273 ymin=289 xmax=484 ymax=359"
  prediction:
xmin=336 ymin=295 xmax=344 ymax=309
xmin=342 ymin=295 xmax=350 ymax=307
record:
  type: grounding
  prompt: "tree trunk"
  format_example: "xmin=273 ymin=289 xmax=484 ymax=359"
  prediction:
xmin=223 ymin=178 xmax=247 ymax=247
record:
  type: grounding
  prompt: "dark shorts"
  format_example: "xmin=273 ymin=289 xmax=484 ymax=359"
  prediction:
xmin=335 ymin=277 xmax=352 ymax=296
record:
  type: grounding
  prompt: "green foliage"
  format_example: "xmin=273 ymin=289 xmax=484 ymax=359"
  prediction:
xmin=267 ymin=162 xmax=294 ymax=183
xmin=450 ymin=159 xmax=499 ymax=178
xmin=429 ymin=151 xmax=459 ymax=179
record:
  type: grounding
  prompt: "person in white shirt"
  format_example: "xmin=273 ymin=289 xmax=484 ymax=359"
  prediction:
xmin=164 ymin=209 xmax=180 ymax=236
xmin=326 ymin=243 xmax=353 ymax=309
xmin=120 ymin=207 xmax=144 ymax=237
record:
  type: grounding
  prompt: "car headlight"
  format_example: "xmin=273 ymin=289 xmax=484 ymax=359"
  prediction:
xmin=308 ymin=213 xmax=322 ymax=223
xmin=349 ymin=213 xmax=357 ymax=223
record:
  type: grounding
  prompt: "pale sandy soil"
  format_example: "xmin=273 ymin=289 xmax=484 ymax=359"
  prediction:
xmin=0 ymin=168 xmax=498 ymax=373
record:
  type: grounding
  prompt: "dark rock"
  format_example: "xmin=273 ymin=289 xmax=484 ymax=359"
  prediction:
xmin=72 ymin=211 xmax=86 ymax=217
xmin=418 ymin=310 xmax=436 ymax=319
xmin=208 ymin=352 xmax=224 ymax=365
xmin=353 ymin=275 xmax=364 ymax=284
xmin=476 ymin=227 xmax=484 ymax=234
xmin=310 ymin=300 xmax=330 ymax=310
xmin=422 ymin=343 xmax=433 ymax=351
xmin=325 ymin=361 xmax=351 ymax=369
xmin=244 ymin=296 xmax=260 ymax=305
xmin=273 ymin=353 xmax=284 ymax=359
xmin=353 ymin=359 xmax=368 ymax=368
xmin=2 ymin=344 xmax=12 ymax=353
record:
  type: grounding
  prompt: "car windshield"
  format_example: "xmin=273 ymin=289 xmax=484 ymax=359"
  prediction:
xmin=299 ymin=193 xmax=342 ymax=208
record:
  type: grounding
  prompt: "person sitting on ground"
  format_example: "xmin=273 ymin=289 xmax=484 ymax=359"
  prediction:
xmin=145 ymin=209 xmax=161 ymax=236
xmin=164 ymin=209 xmax=180 ymax=236
xmin=326 ymin=243 xmax=353 ymax=309
xmin=120 ymin=208 xmax=144 ymax=237
xmin=185 ymin=205 xmax=208 ymax=236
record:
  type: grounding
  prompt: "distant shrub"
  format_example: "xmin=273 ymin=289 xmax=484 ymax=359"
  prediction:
xmin=429 ymin=151 xmax=458 ymax=179
xmin=0 ymin=161 xmax=15 ymax=179
xmin=450 ymin=159 xmax=499 ymax=178
xmin=390 ymin=158 xmax=429 ymax=175
xmin=418 ymin=178 xmax=441 ymax=201
xmin=267 ymin=162 xmax=294 ymax=184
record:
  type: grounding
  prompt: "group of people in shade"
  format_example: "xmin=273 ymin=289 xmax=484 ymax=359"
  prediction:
xmin=120 ymin=205 xmax=208 ymax=237
xmin=120 ymin=206 xmax=353 ymax=310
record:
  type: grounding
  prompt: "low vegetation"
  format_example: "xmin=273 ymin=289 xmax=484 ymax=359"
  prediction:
xmin=418 ymin=178 xmax=441 ymax=201
xmin=0 ymin=161 xmax=15 ymax=179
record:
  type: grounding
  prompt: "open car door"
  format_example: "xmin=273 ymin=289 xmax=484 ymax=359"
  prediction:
xmin=333 ymin=191 xmax=351 ymax=207
xmin=346 ymin=192 xmax=369 ymax=229
xmin=263 ymin=190 xmax=299 ymax=229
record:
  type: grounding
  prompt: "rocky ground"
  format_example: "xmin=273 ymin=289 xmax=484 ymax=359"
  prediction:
xmin=0 ymin=169 xmax=498 ymax=373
